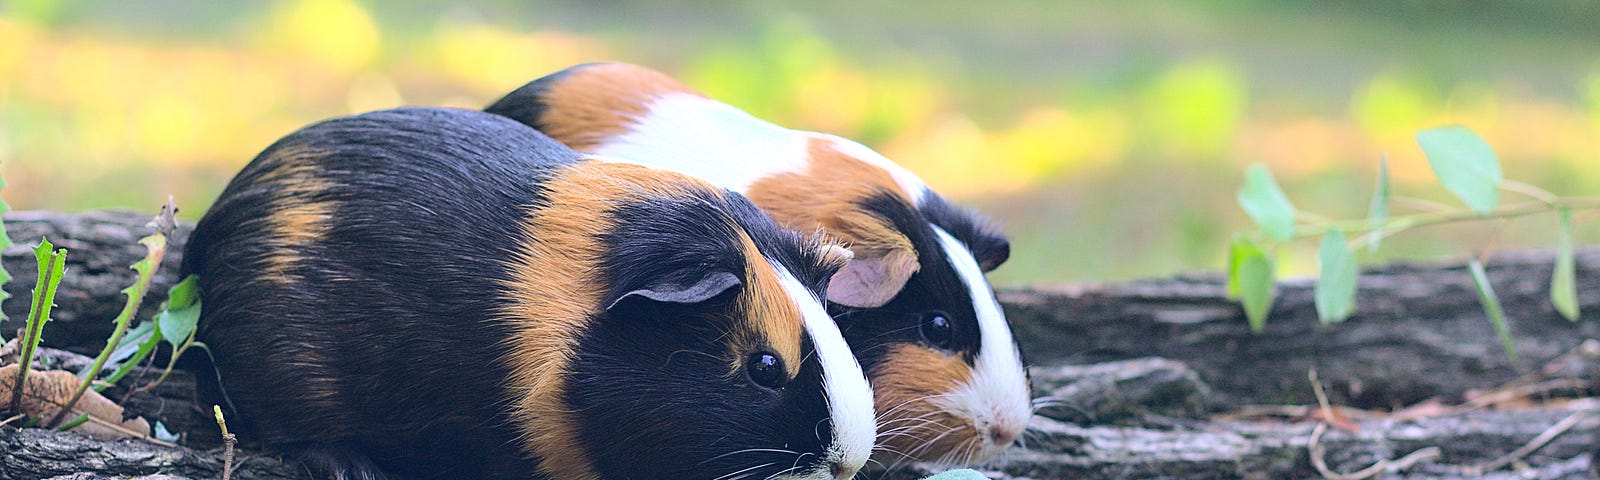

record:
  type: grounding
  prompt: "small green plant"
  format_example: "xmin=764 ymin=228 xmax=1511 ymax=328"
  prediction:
xmin=0 ymin=173 xmax=13 ymax=329
xmin=49 ymin=201 xmax=180 ymax=428
xmin=7 ymin=238 xmax=67 ymax=419
xmin=1230 ymin=125 xmax=1595 ymax=362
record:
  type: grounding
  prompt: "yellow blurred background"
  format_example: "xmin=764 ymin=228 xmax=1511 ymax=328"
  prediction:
xmin=2 ymin=0 xmax=1597 ymax=284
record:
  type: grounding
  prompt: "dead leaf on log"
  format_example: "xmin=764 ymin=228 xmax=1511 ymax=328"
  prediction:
xmin=0 ymin=364 xmax=151 ymax=440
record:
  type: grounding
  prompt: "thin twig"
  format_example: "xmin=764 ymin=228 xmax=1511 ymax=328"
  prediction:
xmin=1462 ymin=379 xmax=1591 ymax=411
xmin=0 ymin=413 xmax=24 ymax=428
xmin=215 ymin=405 xmax=236 ymax=480
xmin=1450 ymin=410 xmax=1594 ymax=476
xmin=1308 ymin=422 xmax=1442 ymax=480
xmin=1305 ymin=368 xmax=1443 ymax=480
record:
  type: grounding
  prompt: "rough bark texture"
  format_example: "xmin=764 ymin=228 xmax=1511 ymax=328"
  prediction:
xmin=3 ymin=211 xmax=1598 ymax=480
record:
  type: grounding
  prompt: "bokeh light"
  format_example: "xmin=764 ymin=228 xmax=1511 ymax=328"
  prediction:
xmin=2 ymin=0 xmax=1596 ymax=285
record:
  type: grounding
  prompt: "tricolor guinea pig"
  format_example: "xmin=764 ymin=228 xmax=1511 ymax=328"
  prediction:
xmin=181 ymin=107 xmax=876 ymax=480
xmin=486 ymin=63 xmax=1032 ymax=465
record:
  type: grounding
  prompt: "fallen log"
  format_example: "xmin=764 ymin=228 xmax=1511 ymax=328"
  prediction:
xmin=2 ymin=210 xmax=1597 ymax=480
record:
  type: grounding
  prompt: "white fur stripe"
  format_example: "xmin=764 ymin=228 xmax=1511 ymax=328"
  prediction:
xmin=593 ymin=94 xmax=809 ymax=193
xmin=931 ymin=227 xmax=1031 ymax=458
xmin=774 ymin=265 xmax=874 ymax=479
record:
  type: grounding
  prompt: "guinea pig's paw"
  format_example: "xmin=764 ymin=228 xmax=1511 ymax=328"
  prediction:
xmin=298 ymin=444 xmax=389 ymax=480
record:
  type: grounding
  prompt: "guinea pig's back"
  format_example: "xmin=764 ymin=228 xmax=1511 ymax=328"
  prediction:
xmin=184 ymin=107 xmax=574 ymax=478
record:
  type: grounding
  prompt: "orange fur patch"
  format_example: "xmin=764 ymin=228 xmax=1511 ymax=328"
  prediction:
xmin=499 ymin=160 xmax=725 ymax=480
xmin=256 ymin=148 xmax=335 ymax=282
xmin=745 ymin=137 xmax=919 ymax=279
xmin=868 ymin=344 xmax=975 ymax=463
xmin=732 ymin=234 xmax=805 ymax=378
xmin=538 ymin=63 xmax=703 ymax=151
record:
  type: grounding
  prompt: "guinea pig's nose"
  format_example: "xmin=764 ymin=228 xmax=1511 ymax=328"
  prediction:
xmin=829 ymin=460 xmax=859 ymax=479
xmin=988 ymin=424 xmax=1020 ymax=447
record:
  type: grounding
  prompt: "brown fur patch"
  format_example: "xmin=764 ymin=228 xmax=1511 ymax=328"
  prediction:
xmin=731 ymin=234 xmax=805 ymax=378
xmin=868 ymin=344 xmax=976 ymax=463
xmin=498 ymin=160 xmax=725 ymax=480
xmin=256 ymin=148 xmax=335 ymax=282
xmin=745 ymin=136 xmax=919 ymax=280
xmin=538 ymin=63 xmax=704 ymax=151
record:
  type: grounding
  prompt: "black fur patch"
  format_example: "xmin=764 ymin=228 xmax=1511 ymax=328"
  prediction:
xmin=918 ymin=190 xmax=1011 ymax=272
xmin=571 ymin=189 xmax=842 ymax=479
xmin=184 ymin=107 xmax=574 ymax=479
xmin=831 ymin=191 xmax=985 ymax=373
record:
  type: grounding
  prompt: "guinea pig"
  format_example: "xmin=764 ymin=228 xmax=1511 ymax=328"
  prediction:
xmin=180 ymin=106 xmax=876 ymax=480
xmin=486 ymin=63 xmax=1032 ymax=466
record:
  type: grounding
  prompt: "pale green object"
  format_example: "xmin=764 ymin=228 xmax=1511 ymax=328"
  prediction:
xmin=921 ymin=469 xmax=989 ymax=480
xmin=1416 ymin=126 xmax=1502 ymax=215
xmin=1314 ymin=230 xmax=1358 ymax=323
xmin=1365 ymin=155 xmax=1390 ymax=253
xmin=1237 ymin=164 xmax=1297 ymax=241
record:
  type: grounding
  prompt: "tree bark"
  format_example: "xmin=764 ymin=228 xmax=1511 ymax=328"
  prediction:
xmin=3 ymin=210 xmax=1597 ymax=480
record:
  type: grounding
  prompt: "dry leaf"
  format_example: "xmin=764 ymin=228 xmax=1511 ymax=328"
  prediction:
xmin=0 ymin=337 xmax=18 ymax=365
xmin=0 ymin=364 xmax=151 ymax=440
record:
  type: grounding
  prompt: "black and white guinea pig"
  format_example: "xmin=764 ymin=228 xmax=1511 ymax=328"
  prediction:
xmin=180 ymin=106 xmax=876 ymax=480
xmin=486 ymin=63 xmax=1032 ymax=465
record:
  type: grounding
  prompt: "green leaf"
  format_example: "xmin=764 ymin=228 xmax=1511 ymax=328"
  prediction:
xmin=1315 ymin=231 xmax=1358 ymax=323
xmin=1228 ymin=237 xmax=1276 ymax=331
xmin=1552 ymin=207 xmax=1579 ymax=321
xmin=1237 ymin=164 xmax=1297 ymax=241
xmin=106 ymin=321 xmax=157 ymax=368
xmin=1365 ymin=155 xmax=1390 ymax=253
xmin=157 ymin=275 xmax=201 ymax=349
xmin=98 ymin=321 xmax=162 ymax=390
xmin=158 ymin=300 xmax=201 ymax=349
xmin=0 ymin=171 xmax=13 ymax=330
xmin=165 ymin=275 xmax=200 ymax=309
xmin=16 ymin=239 xmax=66 ymax=401
xmin=1415 ymin=126 xmax=1502 ymax=215
xmin=1468 ymin=259 xmax=1518 ymax=366
xmin=1225 ymin=237 xmax=1250 ymax=299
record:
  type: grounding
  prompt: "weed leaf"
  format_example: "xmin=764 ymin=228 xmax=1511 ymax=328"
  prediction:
xmin=1552 ymin=207 xmax=1579 ymax=321
xmin=1237 ymin=164 xmax=1297 ymax=241
xmin=1315 ymin=230 xmax=1358 ymax=323
xmin=1468 ymin=259 xmax=1518 ymax=366
xmin=1416 ymin=126 xmax=1502 ymax=215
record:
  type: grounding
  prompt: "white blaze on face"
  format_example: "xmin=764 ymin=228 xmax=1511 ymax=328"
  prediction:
xmin=929 ymin=226 xmax=1032 ymax=461
xmin=592 ymin=94 xmax=810 ymax=193
xmin=772 ymin=265 xmax=874 ymax=480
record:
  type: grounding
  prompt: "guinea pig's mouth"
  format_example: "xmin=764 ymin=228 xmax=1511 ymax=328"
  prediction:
xmin=869 ymin=398 xmax=1028 ymax=469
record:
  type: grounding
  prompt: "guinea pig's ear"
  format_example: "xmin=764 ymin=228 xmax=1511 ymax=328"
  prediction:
xmin=606 ymin=270 xmax=742 ymax=310
xmin=972 ymin=233 xmax=1011 ymax=272
xmin=827 ymin=246 xmax=918 ymax=308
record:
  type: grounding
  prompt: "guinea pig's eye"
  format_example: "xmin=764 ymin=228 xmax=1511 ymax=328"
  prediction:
xmin=919 ymin=311 xmax=956 ymax=351
xmin=746 ymin=351 xmax=788 ymax=390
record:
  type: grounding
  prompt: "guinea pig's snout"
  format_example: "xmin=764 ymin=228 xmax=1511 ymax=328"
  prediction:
xmin=986 ymin=423 xmax=1020 ymax=448
xmin=829 ymin=460 xmax=859 ymax=480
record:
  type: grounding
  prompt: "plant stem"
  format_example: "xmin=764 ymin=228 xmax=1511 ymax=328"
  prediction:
xmin=1299 ymin=197 xmax=1600 ymax=246
xmin=1500 ymin=180 xmax=1560 ymax=207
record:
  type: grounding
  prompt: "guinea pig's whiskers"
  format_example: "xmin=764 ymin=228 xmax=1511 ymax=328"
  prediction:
xmin=886 ymin=425 xmax=964 ymax=472
xmin=713 ymin=462 xmax=778 ymax=480
xmin=701 ymin=448 xmax=802 ymax=465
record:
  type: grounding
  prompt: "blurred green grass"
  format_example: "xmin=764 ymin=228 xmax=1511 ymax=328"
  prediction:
xmin=2 ymin=0 xmax=1597 ymax=285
